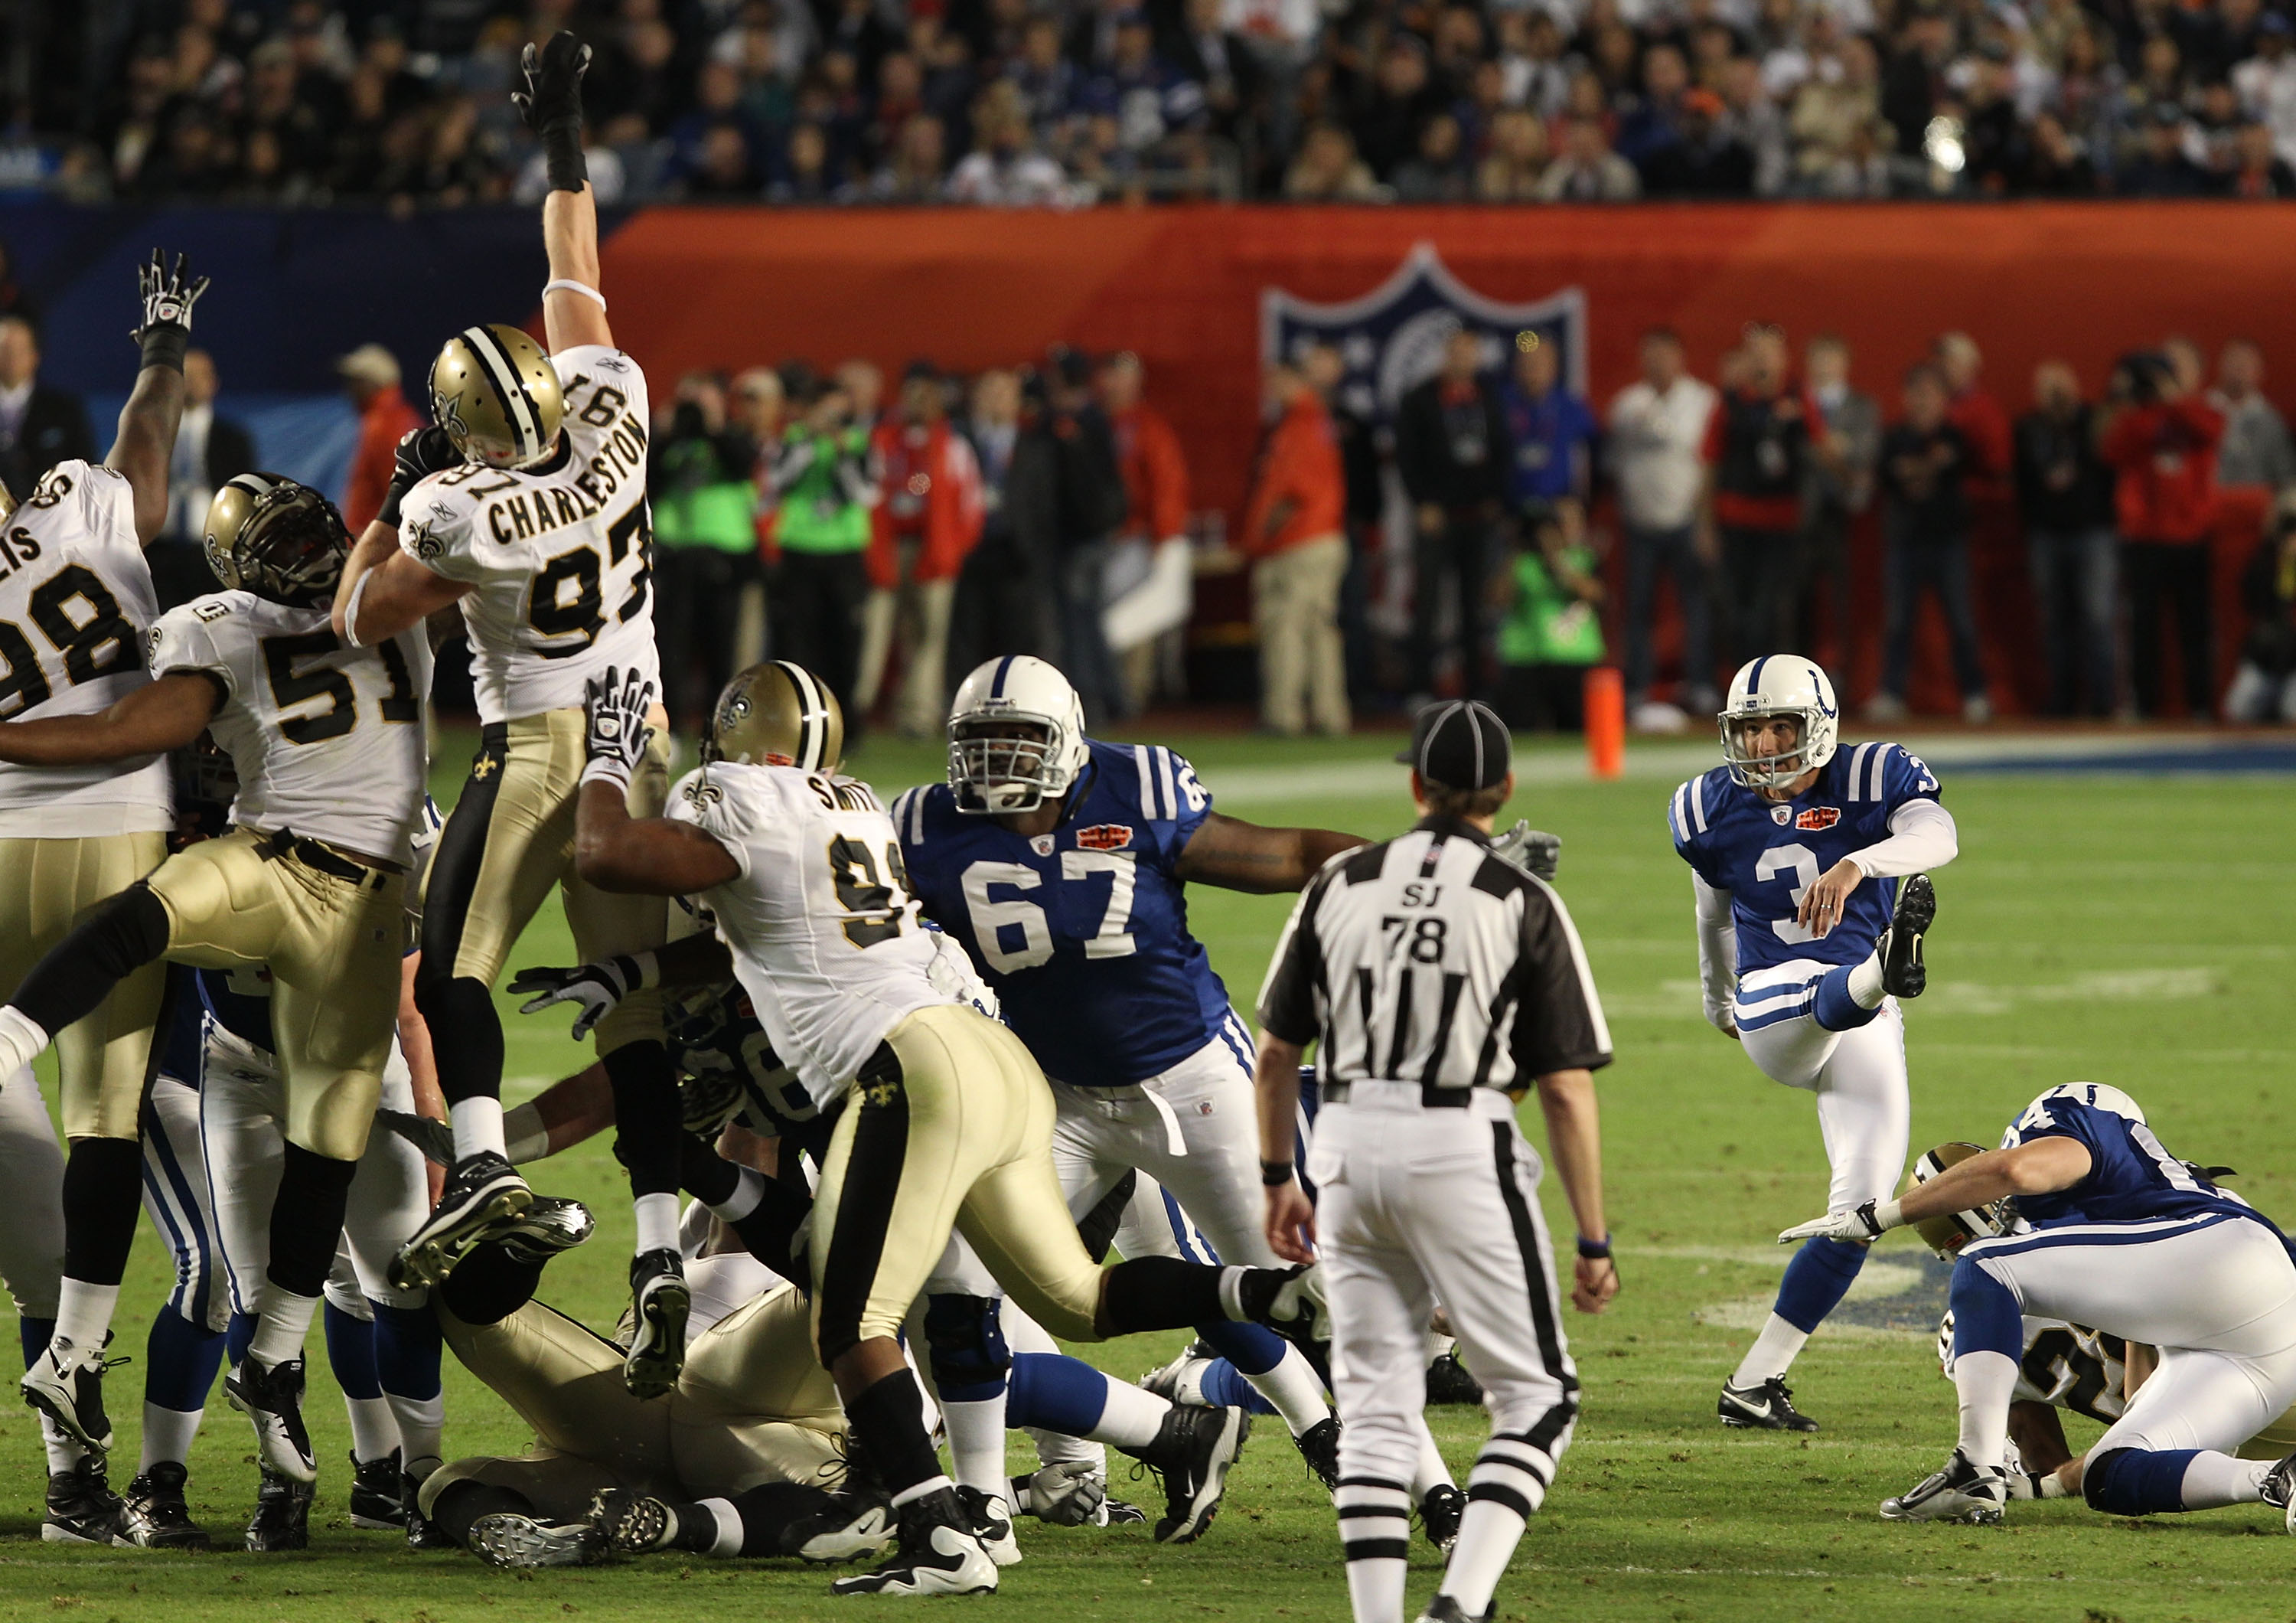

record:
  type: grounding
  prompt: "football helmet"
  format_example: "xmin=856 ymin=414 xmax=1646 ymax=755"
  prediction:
xmin=429 ymin=323 xmax=566 ymax=469
xmin=1904 ymin=1141 xmax=2017 ymax=1260
xmin=947 ymin=655 xmax=1089 ymax=814
xmin=1719 ymin=654 xmax=1839 ymax=789
xmin=202 ymin=474 xmax=351 ymax=607
xmin=704 ymin=660 xmax=843 ymax=771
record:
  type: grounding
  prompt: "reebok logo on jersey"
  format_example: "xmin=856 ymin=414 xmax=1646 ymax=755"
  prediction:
xmin=1075 ymin=824 xmax=1133 ymax=851
xmin=1030 ymin=834 xmax=1055 ymax=856
xmin=1795 ymin=807 xmax=1841 ymax=831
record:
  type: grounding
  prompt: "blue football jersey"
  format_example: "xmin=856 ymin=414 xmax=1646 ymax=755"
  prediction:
xmin=1668 ymin=740 xmax=1942 ymax=975
xmin=197 ymin=964 xmax=276 ymax=1054
xmin=893 ymin=739 xmax=1231 ymax=1089
xmin=2001 ymin=1083 xmax=2268 ymax=1233
xmin=154 ymin=966 xmax=208 ymax=1086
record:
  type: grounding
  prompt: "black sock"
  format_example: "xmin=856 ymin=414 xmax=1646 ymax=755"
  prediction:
xmin=429 ymin=1481 xmax=533 ymax=1546
xmin=1100 ymin=1256 xmax=1225 ymax=1335
xmin=604 ymin=1041 xmax=680 ymax=1199
xmin=436 ymin=1242 xmax=544 ymax=1326
xmin=728 ymin=1482 xmax=835 ymax=1555
xmin=843 ymin=1369 xmax=942 ymax=1500
xmin=60 ymin=1137 xmax=145 ymax=1287
xmin=413 ymin=974 xmax=503 ymax=1112
xmin=265 ymin=1143 xmax=357 ymax=1300
xmin=678 ymin=1132 xmax=739 ymax=1205
xmin=13 ymin=886 xmax=170 ymax=1039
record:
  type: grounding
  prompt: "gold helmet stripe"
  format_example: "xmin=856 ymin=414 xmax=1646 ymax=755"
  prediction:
xmin=458 ymin=324 xmax=543 ymax=458
xmin=775 ymin=658 xmax=830 ymax=769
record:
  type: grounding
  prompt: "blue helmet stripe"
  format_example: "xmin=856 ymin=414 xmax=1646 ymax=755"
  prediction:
xmin=1746 ymin=654 xmax=1770 ymax=694
xmin=990 ymin=655 xmax=1016 ymax=698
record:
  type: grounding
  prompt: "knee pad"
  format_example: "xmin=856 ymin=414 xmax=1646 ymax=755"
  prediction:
xmin=2083 ymin=1446 xmax=2138 ymax=1514
xmin=923 ymin=1293 xmax=1011 ymax=1400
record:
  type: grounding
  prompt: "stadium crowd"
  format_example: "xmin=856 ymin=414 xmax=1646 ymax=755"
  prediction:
xmin=24 ymin=0 xmax=2296 ymax=207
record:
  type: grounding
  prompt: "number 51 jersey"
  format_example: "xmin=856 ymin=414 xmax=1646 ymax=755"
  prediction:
xmin=892 ymin=740 xmax=1234 ymax=1091
xmin=396 ymin=344 xmax=659 ymax=725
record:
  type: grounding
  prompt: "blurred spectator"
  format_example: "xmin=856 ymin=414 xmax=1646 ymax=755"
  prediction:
xmin=1492 ymin=496 xmax=1606 ymax=732
xmin=1934 ymin=331 xmax=2012 ymax=486
xmin=1285 ymin=121 xmax=1381 ymax=198
xmin=2226 ymin=118 xmax=2296 ymax=194
xmin=1642 ymin=89 xmax=1755 ymax=195
xmin=337 ymin=341 xmax=419 ymax=532
xmin=1609 ymin=325 xmax=1719 ymax=719
xmin=2102 ymin=351 xmax=2226 ymax=718
xmin=1799 ymin=333 xmax=1880 ymax=687
xmin=1535 ymin=116 xmax=1640 ymax=198
xmin=872 ymin=115 xmax=951 ymax=201
xmin=1499 ymin=335 xmax=1597 ymax=527
xmin=1242 ymin=358 xmax=1349 ymax=736
xmin=1101 ymin=351 xmax=1191 ymax=710
xmin=1871 ymin=362 xmax=1987 ymax=722
xmin=2209 ymin=338 xmax=2296 ymax=489
xmin=1476 ymin=109 xmax=1551 ymax=201
xmin=858 ymin=362 xmax=985 ymax=738
xmin=1701 ymin=322 xmax=1825 ymax=665
xmin=2014 ymin=360 xmax=2121 ymax=717
xmin=2224 ymin=490 xmax=2296 ymax=721
xmin=651 ymin=372 xmax=762 ymax=733
xmin=1035 ymin=351 xmax=1129 ymax=724
xmin=840 ymin=359 xmax=886 ymax=439
xmin=2235 ymin=13 xmax=2296 ymax=167
xmin=1303 ymin=342 xmax=1383 ymax=705
xmin=1397 ymin=325 xmax=1507 ymax=703
xmin=949 ymin=367 xmax=1052 ymax=680
xmin=1352 ymin=36 xmax=1446 ymax=180
xmin=947 ymin=81 xmax=1075 ymax=204
xmin=2120 ymin=103 xmax=2213 ymax=194
xmin=0 ymin=316 xmax=92 ymax=506
xmin=770 ymin=377 xmax=880 ymax=736
xmin=1789 ymin=37 xmax=1883 ymax=187
xmin=154 ymin=348 xmax=256 ymax=612
xmin=735 ymin=364 xmax=786 ymax=558
xmin=1392 ymin=113 xmax=1470 ymax=201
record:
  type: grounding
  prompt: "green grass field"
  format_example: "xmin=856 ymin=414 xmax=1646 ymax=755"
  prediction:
xmin=4 ymin=727 xmax=2294 ymax=1623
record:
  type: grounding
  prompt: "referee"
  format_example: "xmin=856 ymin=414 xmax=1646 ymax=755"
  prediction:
xmin=1252 ymin=700 xmax=1616 ymax=1623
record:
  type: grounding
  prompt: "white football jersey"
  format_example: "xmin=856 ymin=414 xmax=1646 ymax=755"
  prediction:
xmin=149 ymin=592 xmax=432 ymax=866
xmin=0 ymin=459 xmax=171 ymax=838
xmin=669 ymin=762 xmax=949 ymax=1110
xmin=396 ymin=345 xmax=660 ymax=724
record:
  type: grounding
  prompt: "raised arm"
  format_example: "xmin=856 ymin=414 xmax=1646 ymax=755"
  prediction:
xmin=1175 ymin=812 xmax=1365 ymax=893
xmin=0 ymin=671 xmax=219 ymax=765
xmin=516 ymin=32 xmax=612 ymax=354
xmin=106 ymin=252 xmax=208 ymax=547
xmin=572 ymin=667 xmax=740 ymax=896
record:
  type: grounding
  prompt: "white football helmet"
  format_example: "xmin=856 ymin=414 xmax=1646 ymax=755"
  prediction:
xmin=947 ymin=655 xmax=1091 ymax=814
xmin=1719 ymin=654 xmax=1839 ymax=789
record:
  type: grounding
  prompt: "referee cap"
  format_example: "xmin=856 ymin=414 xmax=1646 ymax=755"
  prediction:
xmin=1396 ymin=700 xmax=1512 ymax=792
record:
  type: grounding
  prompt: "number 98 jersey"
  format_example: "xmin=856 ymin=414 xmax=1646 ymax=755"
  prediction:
xmin=396 ymin=345 xmax=659 ymax=725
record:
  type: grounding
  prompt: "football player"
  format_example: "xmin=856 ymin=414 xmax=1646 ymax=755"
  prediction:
xmin=0 ymin=250 xmax=203 ymax=1522
xmin=331 ymin=31 xmax=683 ymax=1395
xmin=566 ymin=658 xmax=1318 ymax=1595
xmin=890 ymin=655 xmax=1360 ymax=1482
xmin=1670 ymin=654 xmax=1951 ymax=1431
xmin=1784 ymin=1083 xmax=2296 ymax=1527
xmin=0 ymin=476 xmax=434 ymax=1519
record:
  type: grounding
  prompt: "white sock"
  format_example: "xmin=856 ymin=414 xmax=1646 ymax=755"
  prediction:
xmin=1336 ymin=1479 xmax=1411 ymax=1623
xmin=247 ymin=1288 xmax=321 ymax=1370
xmin=41 ymin=1414 xmax=85 ymax=1474
xmin=451 ymin=1098 xmax=506 ymax=1161
xmin=2179 ymin=1451 xmax=2271 ymax=1510
xmin=1244 ymin=1343 xmax=1333 ymax=1436
xmin=1952 ymin=1349 xmax=2019 ymax=1467
xmin=706 ymin=1167 xmax=765 ymax=1223
xmin=890 ymin=1473 xmax=954 ymax=1509
xmin=2038 ymin=1469 xmax=2070 ymax=1499
xmin=1732 ymin=1313 xmax=1811 ymax=1387
xmin=344 ymin=1395 xmax=397 ymax=1463
xmin=699 ymin=1496 xmax=742 ymax=1558
xmin=139 ymin=1403 xmax=206 ymax=1472
xmin=386 ymin=1392 xmax=445 ymax=1469
xmin=1846 ymin=950 xmax=1887 ymax=1010
xmin=943 ymin=1394 xmax=1009 ymax=1501
xmin=1088 ymin=1376 xmax=1168 ymax=1451
xmin=1439 ymin=1494 xmax=1537 ymax=1615
xmin=0 ymin=1006 xmax=51 ymax=1075
xmin=1410 ymin=1424 xmax=1456 ymax=1499
xmin=634 ymin=1191 xmax=680 ymax=1256
xmin=53 ymin=1280 xmax=120 ymax=1352
xmin=501 ymin=1102 xmax=549 ymax=1164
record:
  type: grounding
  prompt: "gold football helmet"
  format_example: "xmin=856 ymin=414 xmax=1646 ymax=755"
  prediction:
xmin=705 ymin=661 xmax=843 ymax=772
xmin=1904 ymin=1141 xmax=2018 ymax=1260
xmin=429 ymin=322 xmax=565 ymax=469
xmin=203 ymin=473 xmax=351 ymax=606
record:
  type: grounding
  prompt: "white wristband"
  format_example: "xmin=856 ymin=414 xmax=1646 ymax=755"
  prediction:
xmin=579 ymin=756 xmax=634 ymax=792
xmin=628 ymin=949 xmax=660 ymax=990
xmin=1870 ymin=1198 xmax=1903 ymax=1234
xmin=543 ymin=279 xmax=608 ymax=312
xmin=341 ymin=570 xmax=375 ymax=648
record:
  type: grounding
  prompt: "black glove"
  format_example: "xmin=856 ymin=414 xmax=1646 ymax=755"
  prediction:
xmin=580 ymin=665 xmax=655 ymax=789
xmin=514 ymin=31 xmax=592 ymax=191
xmin=377 ymin=426 xmax=461 ymax=530
xmin=129 ymin=249 xmax=210 ymax=371
xmin=510 ymin=955 xmax=651 ymax=1040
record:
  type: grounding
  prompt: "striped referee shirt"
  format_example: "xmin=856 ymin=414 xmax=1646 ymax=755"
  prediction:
xmin=1257 ymin=816 xmax=1612 ymax=1096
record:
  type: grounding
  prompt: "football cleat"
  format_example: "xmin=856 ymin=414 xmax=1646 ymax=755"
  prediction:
xmin=390 ymin=1151 xmax=533 ymax=1290
xmin=784 ymin=1448 xmax=898 ymax=1566
xmin=497 ymin=1195 xmax=597 ymax=1266
xmin=42 ymin=1455 xmax=128 ymax=1546
xmin=592 ymin=1488 xmax=675 ymax=1556
xmin=1880 ymin=1449 xmax=2010 ymax=1525
xmin=1718 ymin=1376 xmax=1818 ymax=1432
xmin=1416 ymin=1598 xmax=1495 ymax=1623
xmin=1419 ymin=1482 xmax=1466 ymax=1553
xmin=1294 ymin=1416 xmax=1342 ymax=1491
xmin=1427 ymin=1350 xmax=1484 ymax=1406
xmin=2259 ymin=1448 xmax=2296 ymax=1534
xmin=830 ymin=1487 xmax=998 ymax=1597
xmin=1123 ymin=1403 xmax=1249 ymax=1545
xmin=1251 ymin=1264 xmax=1329 ymax=1347
xmin=22 ymin=1334 xmax=124 ymax=1454
xmin=348 ymin=1449 xmax=405 ymax=1529
xmin=403 ymin=1464 xmax=454 ymax=1550
xmin=1880 ymin=874 xmax=1936 ymax=999
xmin=623 ymin=1247 xmax=690 ymax=1399
xmin=1105 ymin=1497 xmax=1149 ymax=1525
xmin=245 ymin=1470 xmax=313 ymax=1553
xmin=227 ymin=1357 xmax=315 ymax=1483
xmin=957 ymin=1484 xmax=1021 ymax=1566
xmin=1137 ymin=1341 xmax=1220 ymax=1408
xmin=467 ymin=1511 xmax=608 ymax=1569
xmin=120 ymin=1461 xmax=209 ymax=1550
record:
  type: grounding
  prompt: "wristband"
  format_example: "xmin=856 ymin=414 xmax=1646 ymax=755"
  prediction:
xmin=377 ymin=482 xmax=409 ymax=531
xmin=138 ymin=325 xmax=189 ymax=374
xmin=340 ymin=570 xmax=374 ymax=648
xmin=1866 ymin=1197 xmax=1903 ymax=1236
xmin=541 ymin=119 xmax=587 ymax=192
xmin=1576 ymin=1233 xmax=1613 ymax=1260
xmin=1260 ymin=1159 xmax=1296 ymax=1187
xmin=625 ymin=949 xmax=660 ymax=991
xmin=579 ymin=755 xmax=634 ymax=792
xmin=543 ymin=278 xmax=608 ymax=312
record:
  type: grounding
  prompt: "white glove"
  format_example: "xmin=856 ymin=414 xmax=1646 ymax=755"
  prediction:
xmin=1491 ymin=820 xmax=1561 ymax=882
xmin=509 ymin=953 xmax=655 ymax=1040
xmin=1016 ymin=1461 xmax=1106 ymax=1527
xmin=1778 ymin=1197 xmax=1900 ymax=1246
xmin=581 ymin=665 xmax=655 ymax=790
xmin=924 ymin=925 xmax=1000 ymax=1020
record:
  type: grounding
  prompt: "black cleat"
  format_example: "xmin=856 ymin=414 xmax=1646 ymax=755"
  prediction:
xmin=2262 ymin=1448 xmax=2296 ymax=1533
xmin=592 ymin=1488 xmax=674 ymax=1556
xmin=784 ymin=1441 xmax=896 ymax=1565
xmin=956 ymin=1484 xmax=1020 ymax=1566
xmin=497 ymin=1195 xmax=596 ymax=1266
xmin=21 ymin=1334 xmax=124 ymax=1455
xmin=403 ymin=1466 xmax=454 ymax=1550
xmin=830 ymin=1486 xmax=997 ymax=1597
xmin=246 ymin=1470 xmax=313 ymax=1553
xmin=1418 ymin=1482 xmax=1465 ymax=1553
xmin=42 ymin=1456 xmax=128 ymax=1546
xmin=227 ymin=1357 xmax=315 ymax=1482
xmin=120 ymin=1461 xmax=210 ymax=1550
xmin=1122 ymin=1403 xmax=1249 ymax=1545
xmin=1427 ymin=1350 xmax=1484 ymax=1406
xmin=1294 ymin=1416 xmax=1341 ymax=1491
xmin=349 ymin=1449 xmax=405 ymax=1529
xmin=1238 ymin=1264 xmax=1328 ymax=1347
xmin=623 ymin=1247 xmax=690 ymax=1399
xmin=1416 ymin=1598 xmax=1495 ymax=1623
xmin=468 ymin=1511 xmax=608 ymax=1569
xmin=390 ymin=1151 xmax=533 ymax=1290
xmin=1880 ymin=1448 xmax=2009 ymax=1524
xmin=1880 ymin=874 xmax=1936 ymax=999
xmin=1719 ymin=1376 xmax=1818 ymax=1432
xmin=1137 ymin=1341 xmax=1219 ymax=1406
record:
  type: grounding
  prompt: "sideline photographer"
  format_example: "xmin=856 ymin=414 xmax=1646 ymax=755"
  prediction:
xmin=2101 ymin=350 xmax=2224 ymax=719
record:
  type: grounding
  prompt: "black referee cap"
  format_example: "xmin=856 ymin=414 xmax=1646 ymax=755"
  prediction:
xmin=1396 ymin=700 xmax=1512 ymax=791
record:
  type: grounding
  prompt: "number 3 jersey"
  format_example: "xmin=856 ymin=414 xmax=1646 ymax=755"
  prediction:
xmin=891 ymin=740 xmax=1234 ymax=1091
xmin=667 ymin=761 xmax=948 ymax=1110
xmin=1668 ymin=740 xmax=1942 ymax=975
xmin=148 ymin=592 xmax=432 ymax=864
xmin=396 ymin=344 xmax=659 ymax=725
xmin=0 ymin=460 xmax=171 ymax=836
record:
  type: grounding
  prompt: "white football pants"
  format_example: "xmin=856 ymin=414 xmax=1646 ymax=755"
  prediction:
xmin=142 ymin=1074 xmax=230 ymax=1333
xmin=1736 ymin=972 xmax=1910 ymax=1211
xmin=0 ymin=1065 xmax=61 ymax=1325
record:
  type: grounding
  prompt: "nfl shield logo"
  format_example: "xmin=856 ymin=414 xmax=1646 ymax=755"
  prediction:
xmin=1030 ymin=834 xmax=1055 ymax=856
xmin=1770 ymin=805 xmax=1792 ymax=825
